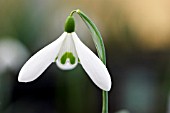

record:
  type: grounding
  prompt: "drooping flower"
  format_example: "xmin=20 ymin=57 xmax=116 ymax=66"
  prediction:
xmin=18 ymin=16 xmax=111 ymax=91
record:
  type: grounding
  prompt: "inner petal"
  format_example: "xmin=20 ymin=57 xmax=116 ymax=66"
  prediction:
xmin=56 ymin=33 xmax=78 ymax=70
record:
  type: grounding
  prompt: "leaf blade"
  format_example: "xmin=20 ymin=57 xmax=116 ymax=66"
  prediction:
xmin=76 ymin=10 xmax=106 ymax=64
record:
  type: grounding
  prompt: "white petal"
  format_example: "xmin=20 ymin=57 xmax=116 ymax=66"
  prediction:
xmin=72 ymin=33 xmax=111 ymax=91
xmin=56 ymin=33 xmax=78 ymax=70
xmin=18 ymin=32 xmax=67 ymax=82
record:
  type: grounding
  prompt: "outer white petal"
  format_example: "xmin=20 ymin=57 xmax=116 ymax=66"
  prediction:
xmin=18 ymin=32 xmax=67 ymax=82
xmin=72 ymin=33 xmax=111 ymax=91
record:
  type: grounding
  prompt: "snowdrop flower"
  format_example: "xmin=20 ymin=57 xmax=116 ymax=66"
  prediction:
xmin=18 ymin=16 xmax=111 ymax=91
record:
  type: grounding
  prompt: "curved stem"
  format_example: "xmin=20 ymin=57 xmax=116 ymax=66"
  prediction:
xmin=72 ymin=9 xmax=109 ymax=113
xmin=70 ymin=10 xmax=77 ymax=16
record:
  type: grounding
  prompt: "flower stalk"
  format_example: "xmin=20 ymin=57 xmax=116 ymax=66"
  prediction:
xmin=71 ymin=9 xmax=109 ymax=113
xmin=102 ymin=91 xmax=108 ymax=113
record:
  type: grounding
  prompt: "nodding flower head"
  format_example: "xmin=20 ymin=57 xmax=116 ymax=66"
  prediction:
xmin=18 ymin=15 xmax=111 ymax=91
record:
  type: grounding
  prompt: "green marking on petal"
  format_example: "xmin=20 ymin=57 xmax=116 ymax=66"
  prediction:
xmin=69 ymin=53 xmax=76 ymax=64
xmin=60 ymin=52 xmax=75 ymax=64
xmin=61 ymin=53 xmax=67 ymax=64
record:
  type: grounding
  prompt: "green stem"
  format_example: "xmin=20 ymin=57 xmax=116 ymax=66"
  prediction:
xmin=71 ymin=9 xmax=109 ymax=113
xmin=70 ymin=10 xmax=77 ymax=16
xmin=102 ymin=91 xmax=108 ymax=113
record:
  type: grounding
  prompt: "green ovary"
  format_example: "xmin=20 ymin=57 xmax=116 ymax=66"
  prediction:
xmin=60 ymin=52 xmax=76 ymax=64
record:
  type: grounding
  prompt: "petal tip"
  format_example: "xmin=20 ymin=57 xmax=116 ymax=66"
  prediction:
xmin=18 ymin=78 xmax=24 ymax=82
xmin=18 ymin=74 xmax=29 ymax=82
xmin=18 ymin=71 xmax=34 ymax=83
xmin=18 ymin=77 xmax=25 ymax=82
xmin=103 ymin=80 xmax=112 ymax=91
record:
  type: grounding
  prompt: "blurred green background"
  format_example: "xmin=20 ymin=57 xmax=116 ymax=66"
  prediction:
xmin=0 ymin=0 xmax=170 ymax=113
